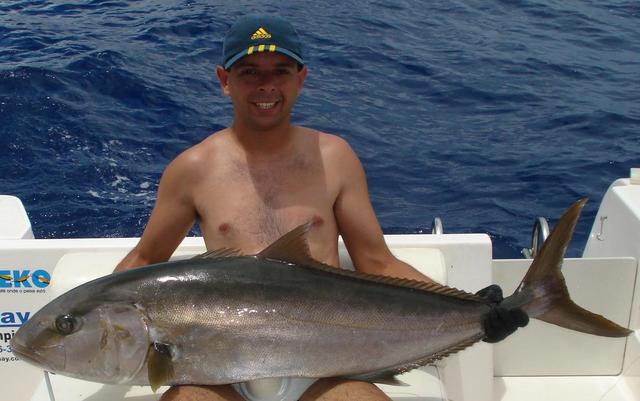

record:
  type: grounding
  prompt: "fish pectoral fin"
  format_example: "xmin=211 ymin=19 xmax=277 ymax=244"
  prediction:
xmin=147 ymin=342 xmax=175 ymax=392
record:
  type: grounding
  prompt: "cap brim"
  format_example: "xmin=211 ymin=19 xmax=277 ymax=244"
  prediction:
xmin=224 ymin=46 xmax=304 ymax=70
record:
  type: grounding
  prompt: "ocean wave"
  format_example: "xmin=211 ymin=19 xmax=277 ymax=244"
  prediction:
xmin=0 ymin=0 xmax=638 ymax=257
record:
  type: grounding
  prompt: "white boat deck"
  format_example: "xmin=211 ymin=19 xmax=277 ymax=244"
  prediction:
xmin=1 ymin=171 xmax=638 ymax=401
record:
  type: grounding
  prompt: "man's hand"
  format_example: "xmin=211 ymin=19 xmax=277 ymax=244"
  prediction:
xmin=477 ymin=284 xmax=529 ymax=343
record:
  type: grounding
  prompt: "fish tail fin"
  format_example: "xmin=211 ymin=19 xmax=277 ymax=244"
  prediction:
xmin=508 ymin=198 xmax=632 ymax=338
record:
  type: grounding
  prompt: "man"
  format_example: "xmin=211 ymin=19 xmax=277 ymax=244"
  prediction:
xmin=115 ymin=15 xmax=526 ymax=401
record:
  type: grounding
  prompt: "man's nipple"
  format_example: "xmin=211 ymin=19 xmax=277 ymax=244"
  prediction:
xmin=218 ymin=223 xmax=231 ymax=234
xmin=311 ymin=215 xmax=324 ymax=227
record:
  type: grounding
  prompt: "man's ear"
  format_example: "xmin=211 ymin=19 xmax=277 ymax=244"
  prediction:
xmin=297 ymin=65 xmax=308 ymax=90
xmin=216 ymin=65 xmax=230 ymax=96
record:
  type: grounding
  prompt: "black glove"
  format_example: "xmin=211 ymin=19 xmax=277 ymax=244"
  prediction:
xmin=476 ymin=284 xmax=529 ymax=343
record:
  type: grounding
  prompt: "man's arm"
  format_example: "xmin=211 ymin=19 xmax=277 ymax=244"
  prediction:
xmin=331 ymin=137 xmax=529 ymax=342
xmin=114 ymin=152 xmax=199 ymax=272
xmin=331 ymin=138 xmax=434 ymax=283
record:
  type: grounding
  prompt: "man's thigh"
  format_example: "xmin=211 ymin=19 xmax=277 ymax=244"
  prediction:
xmin=160 ymin=385 xmax=245 ymax=401
xmin=300 ymin=378 xmax=392 ymax=401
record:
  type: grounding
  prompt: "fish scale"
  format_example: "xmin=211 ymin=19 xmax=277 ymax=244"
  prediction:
xmin=128 ymin=258 xmax=486 ymax=384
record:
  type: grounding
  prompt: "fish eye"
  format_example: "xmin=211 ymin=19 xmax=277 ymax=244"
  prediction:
xmin=55 ymin=314 xmax=79 ymax=335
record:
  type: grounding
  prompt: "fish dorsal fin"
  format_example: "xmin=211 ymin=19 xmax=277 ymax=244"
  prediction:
xmin=192 ymin=248 xmax=243 ymax=260
xmin=258 ymin=224 xmax=484 ymax=303
xmin=305 ymin=263 xmax=486 ymax=303
xmin=257 ymin=223 xmax=316 ymax=265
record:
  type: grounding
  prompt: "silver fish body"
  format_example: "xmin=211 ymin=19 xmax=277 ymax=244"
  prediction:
xmin=135 ymin=256 xmax=487 ymax=384
xmin=14 ymin=254 xmax=487 ymax=386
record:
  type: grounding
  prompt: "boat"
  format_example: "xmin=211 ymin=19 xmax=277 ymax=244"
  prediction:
xmin=1 ymin=170 xmax=638 ymax=401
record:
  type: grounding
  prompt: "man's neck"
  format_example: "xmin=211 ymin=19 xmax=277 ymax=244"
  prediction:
xmin=230 ymin=120 xmax=297 ymax=159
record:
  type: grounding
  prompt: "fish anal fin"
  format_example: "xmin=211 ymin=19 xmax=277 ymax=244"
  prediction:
xmin=395 ymin=334 xmax=484 ymax=374
xmin=147 ymin=342 xmax=174 ymax=392
xmin=539 ymin=299 xmax=632 ymax=338
xmin=345 ymin=335 xmax=483 ymax=383
xmin=192 ymin=248 xmax=243 ymax=260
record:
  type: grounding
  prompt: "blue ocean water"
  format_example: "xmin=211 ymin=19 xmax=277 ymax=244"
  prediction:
xmin=1 ymin=1 xmax=638 ymax=258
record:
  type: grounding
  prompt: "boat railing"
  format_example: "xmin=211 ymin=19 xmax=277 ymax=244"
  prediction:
xmin=431 ymin=217 xmax=443 ymax=235
xmin=521 ymin=216 xmax=549 ymax=259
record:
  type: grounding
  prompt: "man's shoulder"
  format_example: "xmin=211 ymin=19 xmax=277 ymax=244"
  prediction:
xmin=167 ymin=129 xmax=231 ymax=173
xmin=188 ymin=128 xmax=232 ymax=153
xmin=296 ymin=126 xmax=354 ymax=156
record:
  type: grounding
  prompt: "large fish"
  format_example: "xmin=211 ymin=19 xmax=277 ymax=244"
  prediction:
xmin=11 ymin=199 xmax=632 ymax=391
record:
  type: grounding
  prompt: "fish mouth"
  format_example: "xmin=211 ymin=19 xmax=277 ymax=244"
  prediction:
xmin=11 ymin=341 xmax=44 ymax=366
xmin=11 ymin=338 xmax=65 ymax=371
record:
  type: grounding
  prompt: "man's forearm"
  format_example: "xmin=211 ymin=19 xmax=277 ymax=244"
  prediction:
xmin=113 ymin=248 xmax=153 ymax=273
xmin=357 ymin=255 xmax=436 ymax=284
xmin=381 ymin=259 xmax=436 ymax=284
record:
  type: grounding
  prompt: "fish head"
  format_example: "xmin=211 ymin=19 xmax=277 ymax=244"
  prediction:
xmin=12 ymin=299 xmax=150 ymax=384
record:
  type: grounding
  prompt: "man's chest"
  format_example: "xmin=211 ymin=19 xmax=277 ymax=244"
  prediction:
xmin=192 ymin=157 xmax=340 ymax=251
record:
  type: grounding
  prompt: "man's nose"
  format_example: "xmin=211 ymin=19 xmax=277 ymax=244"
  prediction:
xmin=256 ymin=72 xmax=278 ymax=90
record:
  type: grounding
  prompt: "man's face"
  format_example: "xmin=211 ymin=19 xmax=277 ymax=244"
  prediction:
xmin=217 ymin=52 xmax=307 ymax=132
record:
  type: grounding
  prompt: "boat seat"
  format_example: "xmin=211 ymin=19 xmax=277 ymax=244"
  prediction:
xmin=49 ymin=246 xmax=448 ymax=294
xmin=0 ymin=195 xmax=34 ymax=239
xmin=39 ymin=245 xmax=449 ymax=401
xmin=493 ymin=257 xmax=637 ymax=376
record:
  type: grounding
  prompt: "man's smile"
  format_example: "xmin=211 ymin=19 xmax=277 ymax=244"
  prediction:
xmin=254 ymin=101 xmax=278 ymax=110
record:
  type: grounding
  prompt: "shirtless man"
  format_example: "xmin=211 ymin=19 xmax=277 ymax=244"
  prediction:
xmin=115 ymin=15 xmax=525 ymax=401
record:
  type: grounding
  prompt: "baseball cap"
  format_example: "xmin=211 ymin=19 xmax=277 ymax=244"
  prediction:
xmin=222 ymin=15 xmax=304 ymax=70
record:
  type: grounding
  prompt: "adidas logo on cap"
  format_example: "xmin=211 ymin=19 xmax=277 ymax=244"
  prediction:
xmin=251 ymin=27 xmax=272 ymax=40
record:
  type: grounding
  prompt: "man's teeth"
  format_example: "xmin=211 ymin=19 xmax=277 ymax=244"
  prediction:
xmin=255 ymin=102 xmax=276 ymax=109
